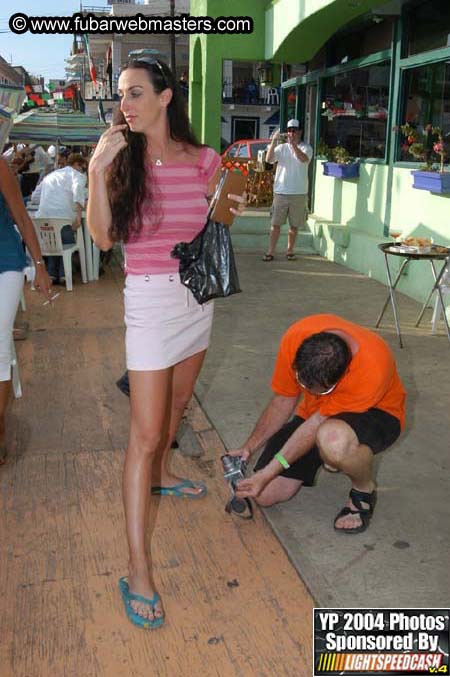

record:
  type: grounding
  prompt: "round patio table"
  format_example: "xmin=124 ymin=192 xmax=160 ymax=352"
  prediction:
xmin=376 ymin=242 xmax=450 ymax=347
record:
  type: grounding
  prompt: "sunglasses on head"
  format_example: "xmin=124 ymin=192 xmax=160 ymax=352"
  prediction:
xmin=295 ymin=372 xmax=338 ymax=395
xmin=133 ymin=57 xmax=168 ymax=89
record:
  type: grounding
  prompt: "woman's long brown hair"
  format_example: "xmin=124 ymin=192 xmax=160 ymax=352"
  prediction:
xmin=107 ymin=59 xmax=201 ymax=243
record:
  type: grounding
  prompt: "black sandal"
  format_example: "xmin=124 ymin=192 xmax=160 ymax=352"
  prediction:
xmin=334 ymin=487 xmax=377 ymax=534
xmin=262 ymin=254 xmax=274 ymax=262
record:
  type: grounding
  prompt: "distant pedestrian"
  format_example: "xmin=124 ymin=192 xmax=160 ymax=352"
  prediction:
xmin=36 ymin=153 xmax=87 ymax=283
xmin=19 ymin=144 xmax=50 ymax=198
xmin=263 ymin=119 xmax=312 ymax=261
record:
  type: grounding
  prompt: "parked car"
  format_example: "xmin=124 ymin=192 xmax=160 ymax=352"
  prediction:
xmin=221 ymin=138 xmax=271 ymax=160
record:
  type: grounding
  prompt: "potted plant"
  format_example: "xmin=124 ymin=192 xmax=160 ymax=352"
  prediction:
xmin=320 ymin=143 xmax=360 ymax=179
xmin=400 ymin=124 xmax=450 ymax=193
xmin=316 ymin=139 xmax=331 ymax=159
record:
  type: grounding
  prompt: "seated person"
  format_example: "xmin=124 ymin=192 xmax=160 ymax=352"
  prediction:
xmin=231 ymin=314 xmax=406 ymax=534
xmin=56 ymin=151 xmax=69 ymax=169
xmin=19 ymin=144 xmax=50 ymax=198
xmin=36 ymin=153 xmax=88 ymax=283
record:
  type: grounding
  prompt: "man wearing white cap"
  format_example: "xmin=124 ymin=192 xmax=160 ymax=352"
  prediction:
xmin=263 ymin=119 xmax=313 ymax=261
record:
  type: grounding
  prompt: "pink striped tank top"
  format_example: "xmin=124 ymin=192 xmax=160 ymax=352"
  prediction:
xmin=124 ymin=145 xmax=221 ymax=274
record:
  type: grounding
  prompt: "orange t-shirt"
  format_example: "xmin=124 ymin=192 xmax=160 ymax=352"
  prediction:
xmin=272 ymin=314 xmax=406 ymax=429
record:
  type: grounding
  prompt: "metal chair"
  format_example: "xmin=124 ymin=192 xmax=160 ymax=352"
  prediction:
xmin=431 ymin=259 xmax=450 ymax=334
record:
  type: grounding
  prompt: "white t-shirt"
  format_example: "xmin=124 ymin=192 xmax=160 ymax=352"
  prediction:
xmin=37 ymin=166 xmax=87 ymax=220
xmin=273 ymin=142 xmax=313 ymax=195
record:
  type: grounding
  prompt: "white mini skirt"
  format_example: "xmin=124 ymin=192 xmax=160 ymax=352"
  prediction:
xmin=124 ymin=273 xmax=214 ymax=371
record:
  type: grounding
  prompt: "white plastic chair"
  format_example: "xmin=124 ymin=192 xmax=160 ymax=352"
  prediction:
xmin=11 ymin=340 xmax=22 ymax=399
xmin=431 ymin=260 xmax=450 ymax=334
xmin=31 ymin=217 xmax=87 ymax=292
xmin=264 ymin=87 xmax=279 ymax=105
xmin=92 ymin=243 xmax=100 ymax=280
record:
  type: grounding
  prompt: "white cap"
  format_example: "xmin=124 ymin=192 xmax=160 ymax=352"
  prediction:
xmin=287 ymin=118 xmax=300 ymax=128
xmin=48 ymin=144 xmax=56 ymax=157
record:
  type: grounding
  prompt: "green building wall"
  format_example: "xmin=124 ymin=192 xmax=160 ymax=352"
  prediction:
xmin=189 ymin=0 xmax=268 ymax=150
xmin=311 ymin=163 xmax=449 ymax=303
xmin=188 ymin=0 xmax=387 ymax=148
xmin=266 ymin=0 xmax=388 ymax=62
xmin=189 ymin=0 xmax=450 ymax=307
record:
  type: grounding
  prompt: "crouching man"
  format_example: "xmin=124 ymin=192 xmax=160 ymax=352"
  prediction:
xmin=231 ymin=314 xmax=405 ymax=534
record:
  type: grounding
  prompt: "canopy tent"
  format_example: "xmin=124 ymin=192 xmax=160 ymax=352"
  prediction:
xmin=0 ymin=83 xmax=27 ymax=153
xmin=8 ymin=109 xmax=107 ymax=147
xmin=0 ymin=106 xmax=13 ymax=154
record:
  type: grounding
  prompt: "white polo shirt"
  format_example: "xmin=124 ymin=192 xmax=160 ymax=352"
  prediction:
xmin=37 ymin=166 xmax=87 ymax=220
xmin=273 ymin=142 xmax=313 ymax=195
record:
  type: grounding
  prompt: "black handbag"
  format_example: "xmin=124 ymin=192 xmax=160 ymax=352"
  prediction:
xmin=171 ymin=217 xmax=241 ymax=305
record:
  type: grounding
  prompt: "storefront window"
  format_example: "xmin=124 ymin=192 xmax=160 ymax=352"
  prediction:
xmin=406 ymin=0 xmax=450 ymax=57
xmin=320 ymin=62 xmax=390 ymax=158
xmin=398 ymin=61 xmax=450 ymax=163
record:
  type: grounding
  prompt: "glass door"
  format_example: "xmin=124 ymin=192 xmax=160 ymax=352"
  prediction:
xmin=305 ymin=83 xmax=317 ymax=210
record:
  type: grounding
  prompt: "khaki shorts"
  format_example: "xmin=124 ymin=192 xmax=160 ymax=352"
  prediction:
xmin=271 ymin=193 xmax=307 ymax=229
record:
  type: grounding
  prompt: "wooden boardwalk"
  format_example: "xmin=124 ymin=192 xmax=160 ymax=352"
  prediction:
xmin=1 ymin=270 xmax=314 ymax=677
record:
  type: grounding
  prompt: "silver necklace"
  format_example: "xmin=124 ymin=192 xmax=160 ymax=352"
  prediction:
xmin=152 ymin=143 xmax=180 ymax=165
xmin=150 ymin=148 xmax=163 ymax=165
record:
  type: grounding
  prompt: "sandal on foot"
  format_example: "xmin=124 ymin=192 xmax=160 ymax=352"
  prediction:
xmin=262 ymin=254 xmax=274 ymax=262
xmin=286 ymin=253 xmax=297 ymax=261
xmin=151 ymin=479 xmax=207 ymax=499
xmin=334 ymin=487 xmax=377 ymax=534
xmin=118 ymin=577 xmax=164 ymax=629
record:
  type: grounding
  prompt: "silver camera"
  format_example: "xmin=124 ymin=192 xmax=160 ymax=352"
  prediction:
xmin=221 ymin=454 xmax=253 ymax=518
xmin=221 ymin=453 xmax=247 ymax=487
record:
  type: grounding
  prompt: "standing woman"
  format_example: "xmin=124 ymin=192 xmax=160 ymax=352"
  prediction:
xmin=0 ymin=157 xmax=53 ymax=463
xmin=87 ymin=58 xmax=244 ymax=628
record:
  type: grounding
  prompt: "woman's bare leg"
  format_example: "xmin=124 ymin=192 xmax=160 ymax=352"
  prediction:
xmin=153 ymin=350 xmax=207 ymax=496
xmin=124 ymin=368 xmax=172 ymax=619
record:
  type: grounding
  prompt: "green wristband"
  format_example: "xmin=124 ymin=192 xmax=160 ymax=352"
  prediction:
xmin=275 ymin=452 xmax=290 ymax=470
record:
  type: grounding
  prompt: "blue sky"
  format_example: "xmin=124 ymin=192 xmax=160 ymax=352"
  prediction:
xmin=0 ymin=1 xmax=106 ymax=81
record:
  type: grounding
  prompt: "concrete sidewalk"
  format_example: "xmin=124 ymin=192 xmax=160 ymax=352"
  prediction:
xmin=195 ymin=251 xmax=450 ymax=609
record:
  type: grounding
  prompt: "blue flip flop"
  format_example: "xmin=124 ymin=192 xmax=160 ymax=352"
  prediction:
xmin=118 ymin=577 xmax=164 ymax=629
xmin=151 ymin=479 xmax=207 ymax=499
